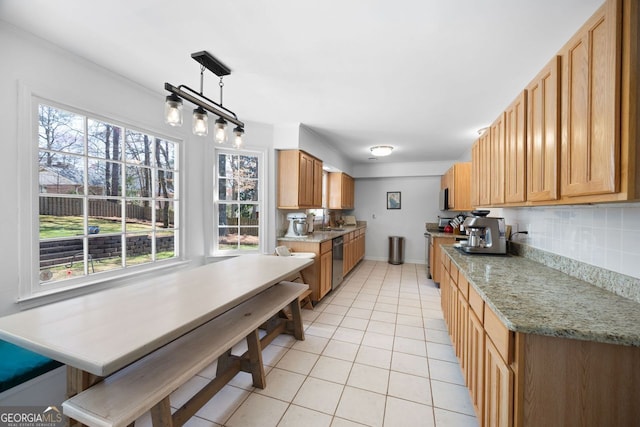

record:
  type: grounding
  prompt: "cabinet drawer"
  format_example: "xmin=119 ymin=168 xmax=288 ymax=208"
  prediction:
xmin=468 ymin=285 xmax=484 ymax=322
xmin=484 ymin=305 xmax=513 ymax=363
xmin=320 ymin=240 xmax=332 ymax=254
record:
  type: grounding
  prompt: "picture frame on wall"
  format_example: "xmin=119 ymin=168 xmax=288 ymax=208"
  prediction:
xmin=387 ymin=191 xmax=401 ymax=209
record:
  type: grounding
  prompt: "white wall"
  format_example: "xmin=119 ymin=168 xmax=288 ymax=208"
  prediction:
xmin=353 ymin=175 xmax=442 ymax=264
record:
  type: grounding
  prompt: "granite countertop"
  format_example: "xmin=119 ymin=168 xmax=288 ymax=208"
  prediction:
xmin=277 ymin=224 xmax=367 ymax=243
xmin=442 ymin=245 xmax=640 ymax=347
xmin=425 ymin=226 xmax=466 ymax=239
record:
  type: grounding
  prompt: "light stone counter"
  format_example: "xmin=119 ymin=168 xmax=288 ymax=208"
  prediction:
xmin=443 ymin=245 xmax=640 ymax=347
xmin=277 ymin=224 xmax=367 ymax=244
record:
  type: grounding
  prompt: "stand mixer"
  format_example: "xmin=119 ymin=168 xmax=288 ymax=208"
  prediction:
xmin=460 ymin=211 xmax=507 ymax=254
xmin=285 ymin=213 xmax=308 ymax=237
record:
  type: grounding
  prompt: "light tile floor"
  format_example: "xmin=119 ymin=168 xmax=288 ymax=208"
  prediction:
xmin=137 ymin=261 xmax=479 ymax=427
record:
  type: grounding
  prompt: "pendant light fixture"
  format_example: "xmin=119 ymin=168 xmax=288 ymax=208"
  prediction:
xmin=164 ymin=51 xmax=245 ymax=147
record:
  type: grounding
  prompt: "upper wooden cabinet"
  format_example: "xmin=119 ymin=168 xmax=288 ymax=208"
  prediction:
xmin=526 ymin=56 xmax=561 ymax=202
xmin=560 ymin=0 xmax=621 ymax=198
xmin=504 ymin=91 xmax=527 ymax=204
xmin=328 ymin=172 xmax=355 ymax=210
xmin=277 ymin=150 xmax=323 ymax=209
xmin=442 ymin=162 xmax=472 ymax=211
xmin=470 ymin=0 xmax=640 ymax=207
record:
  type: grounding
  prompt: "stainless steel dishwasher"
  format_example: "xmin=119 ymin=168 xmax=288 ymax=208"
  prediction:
xmin=332 ymin=236 xmax=344 ymax=290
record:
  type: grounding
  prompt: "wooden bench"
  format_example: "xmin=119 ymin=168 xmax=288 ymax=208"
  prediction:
xmin=63 ymin=281 xmax=308 ymax=427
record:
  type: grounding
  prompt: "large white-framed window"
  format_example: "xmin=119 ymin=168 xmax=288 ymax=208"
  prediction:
xmin=213 ymin=148 xmax=264 ymax=255
xmin=23 ymin=97 xmax=182 ymax=298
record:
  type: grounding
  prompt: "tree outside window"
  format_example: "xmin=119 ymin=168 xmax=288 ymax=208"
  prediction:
xmin=215 ymin=150 xmax=261 ymax=253
xmin=37 ymin=103 xmax=180 ymax=285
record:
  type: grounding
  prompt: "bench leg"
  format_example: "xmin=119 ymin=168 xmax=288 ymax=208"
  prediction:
xmin=150 ymin=397 xmax=173 ymax=427
xmin=288 ymin=298 xmax=305 ymax=341
xmin=245 ymin=329 xmax=266 ymax=388
xmin=216 ymin=349 xmax=234 ymax=377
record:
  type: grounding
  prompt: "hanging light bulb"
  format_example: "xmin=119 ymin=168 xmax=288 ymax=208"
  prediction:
xmin=233 ymin=126 xmax=244 ymax=148
xmin=214 ymin=117 xmax=228 ymax=143
xmin=192 ymin=107 xmax=208 ymax=136
xmin=164 ymin=94 xmax=183 ymax=126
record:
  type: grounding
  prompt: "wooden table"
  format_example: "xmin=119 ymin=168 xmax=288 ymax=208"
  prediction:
xmin=0 ymin=255 xmax=313 ymax=394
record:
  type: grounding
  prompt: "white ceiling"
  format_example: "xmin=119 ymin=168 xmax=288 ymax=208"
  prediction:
xmin=1 ymin=0 xmax=603 ymax=164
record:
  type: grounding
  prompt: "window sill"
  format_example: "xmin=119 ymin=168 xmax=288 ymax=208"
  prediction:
xmin=17 ymin=259 xmax=192 ymax=310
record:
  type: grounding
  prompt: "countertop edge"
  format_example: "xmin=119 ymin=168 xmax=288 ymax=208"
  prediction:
xmin=277 ymin=224 xmax=367 ymax=243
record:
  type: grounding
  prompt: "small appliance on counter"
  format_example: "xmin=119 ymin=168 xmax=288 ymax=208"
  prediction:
xmin=459 ymin=210 xmax=507 ymax=254
xmin=285 ymin=212 xmax=308 ymax=237
xmin=438 ymin=216 xmax=453 ymax=230
xmin=306 ymin=213 xmax=315 ymax=233
xmin=343 ymin=215 xmax=357 ymax=226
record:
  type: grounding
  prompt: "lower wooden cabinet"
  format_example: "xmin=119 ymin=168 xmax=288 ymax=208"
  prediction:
xmin=319 ymin=241 xmax=332 ymax=299
xmin=441 ymin=250 xmax=640 ymax=427
xmin=484 ymin=338 xmax=514 ymax=427
xmin=429 ymin=235 xmax=455 ymax=284
xmin=343 ymin=229 xmax=366 ymax=275
xmin=467 ymin=309 xmax=485 ymax=419
xmin=279 ymin=228 xmax=365 ymax=303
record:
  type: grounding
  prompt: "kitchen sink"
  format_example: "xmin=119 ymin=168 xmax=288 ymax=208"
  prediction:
xmin=317 ymin=227 xmax=345 ymax=232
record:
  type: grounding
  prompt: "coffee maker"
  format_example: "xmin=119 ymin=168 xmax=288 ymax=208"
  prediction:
xmin=285 ymin=213 xmax=308 ymax=237
xmin=460 ymin=211 xmax=507 ymax=254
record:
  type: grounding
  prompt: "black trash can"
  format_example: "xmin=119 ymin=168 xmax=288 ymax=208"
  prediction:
xmin=388 ymin=236 xmax=405 ymax=265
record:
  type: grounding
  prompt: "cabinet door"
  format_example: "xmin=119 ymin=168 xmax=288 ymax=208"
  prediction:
xmin=440 ymin=259 xmax=449 ymax=318
xmin=471 ymin=141 xmax=480 ymax=208
xmin=298 ymin=152 xmax=315 ymax=207
xmin=457 ymin=289 xmax=469 ymax=372
xmin=468 ymin=310 xmax=485 ymax=421
xmin=429 ymin=240 xmax=435 ymax=280
xmin=484 ymin=338 xmax=514 ymax=427
xmin=490 ymin=113 xmax=506 ymax=205
xmin=479 ymin=132 xmax=492 ymax=206
xmin=448 ymin=281 xmax=458 ymax=342
xmin=313 ymin=158 xmax=323 ymax=207
xmin=319 ymin=250 xmax=332 ymax=299
xmin=504 ymin=91 xmax=527 ymax=203
xmin=527 ymin=56 xmax=560 ymax=202
xmin=342 ymin=174 xmax=355 ymax=209
xmin=561 ymin=0 xmax=621 ymax=197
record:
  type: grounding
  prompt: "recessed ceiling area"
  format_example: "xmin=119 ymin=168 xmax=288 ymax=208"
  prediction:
xmin=0 ymin=0 xmax=604 ymax=163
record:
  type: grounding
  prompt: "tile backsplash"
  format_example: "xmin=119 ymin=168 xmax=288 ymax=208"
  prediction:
xmin=499 ymin=203 xmax=640 ymax=280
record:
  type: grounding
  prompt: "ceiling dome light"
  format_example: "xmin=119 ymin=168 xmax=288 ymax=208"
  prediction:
xmin=370 ymin=145 xmax=394 ymax=157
